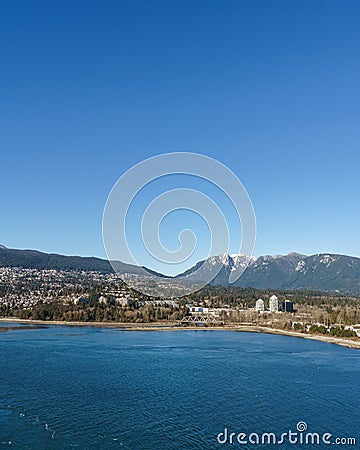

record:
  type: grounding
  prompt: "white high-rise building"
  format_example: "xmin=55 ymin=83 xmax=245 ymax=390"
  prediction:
xmin=269 ymin=295 xmax=279 ymax=312
xmin=255 ymin=298 xmax=265 ymax=312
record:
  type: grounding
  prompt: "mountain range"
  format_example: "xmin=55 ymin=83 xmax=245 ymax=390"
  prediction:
xmin=1 ymin=245 xmax=360 ymax=294
xmin=176 ymin=252 xmax=360 ymax=293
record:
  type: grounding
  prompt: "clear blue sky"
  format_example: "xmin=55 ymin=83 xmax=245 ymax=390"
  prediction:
xmin=1 ymin=0 xmax=360 ymax=269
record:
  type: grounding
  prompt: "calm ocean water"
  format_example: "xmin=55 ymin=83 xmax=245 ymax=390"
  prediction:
xmin=0 ymin=324 xmax=359 ymax=449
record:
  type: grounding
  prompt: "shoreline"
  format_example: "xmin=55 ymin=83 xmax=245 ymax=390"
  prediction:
xmin=1 ymin=317 xmax=360 ymax=350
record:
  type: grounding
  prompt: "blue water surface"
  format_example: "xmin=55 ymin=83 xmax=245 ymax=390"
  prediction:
xmin=0 ymin=325 xmax=359 ymax=449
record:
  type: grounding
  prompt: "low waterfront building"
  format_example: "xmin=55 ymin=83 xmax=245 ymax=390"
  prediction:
xmin=189 ymin=306 xmax=209 ymax=314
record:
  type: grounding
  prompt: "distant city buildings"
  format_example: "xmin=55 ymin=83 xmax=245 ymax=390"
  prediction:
xmin=256 ymin=295 xmax=294 ymax=314
xmin=0 ymin=266 xmax=296 ymax=322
